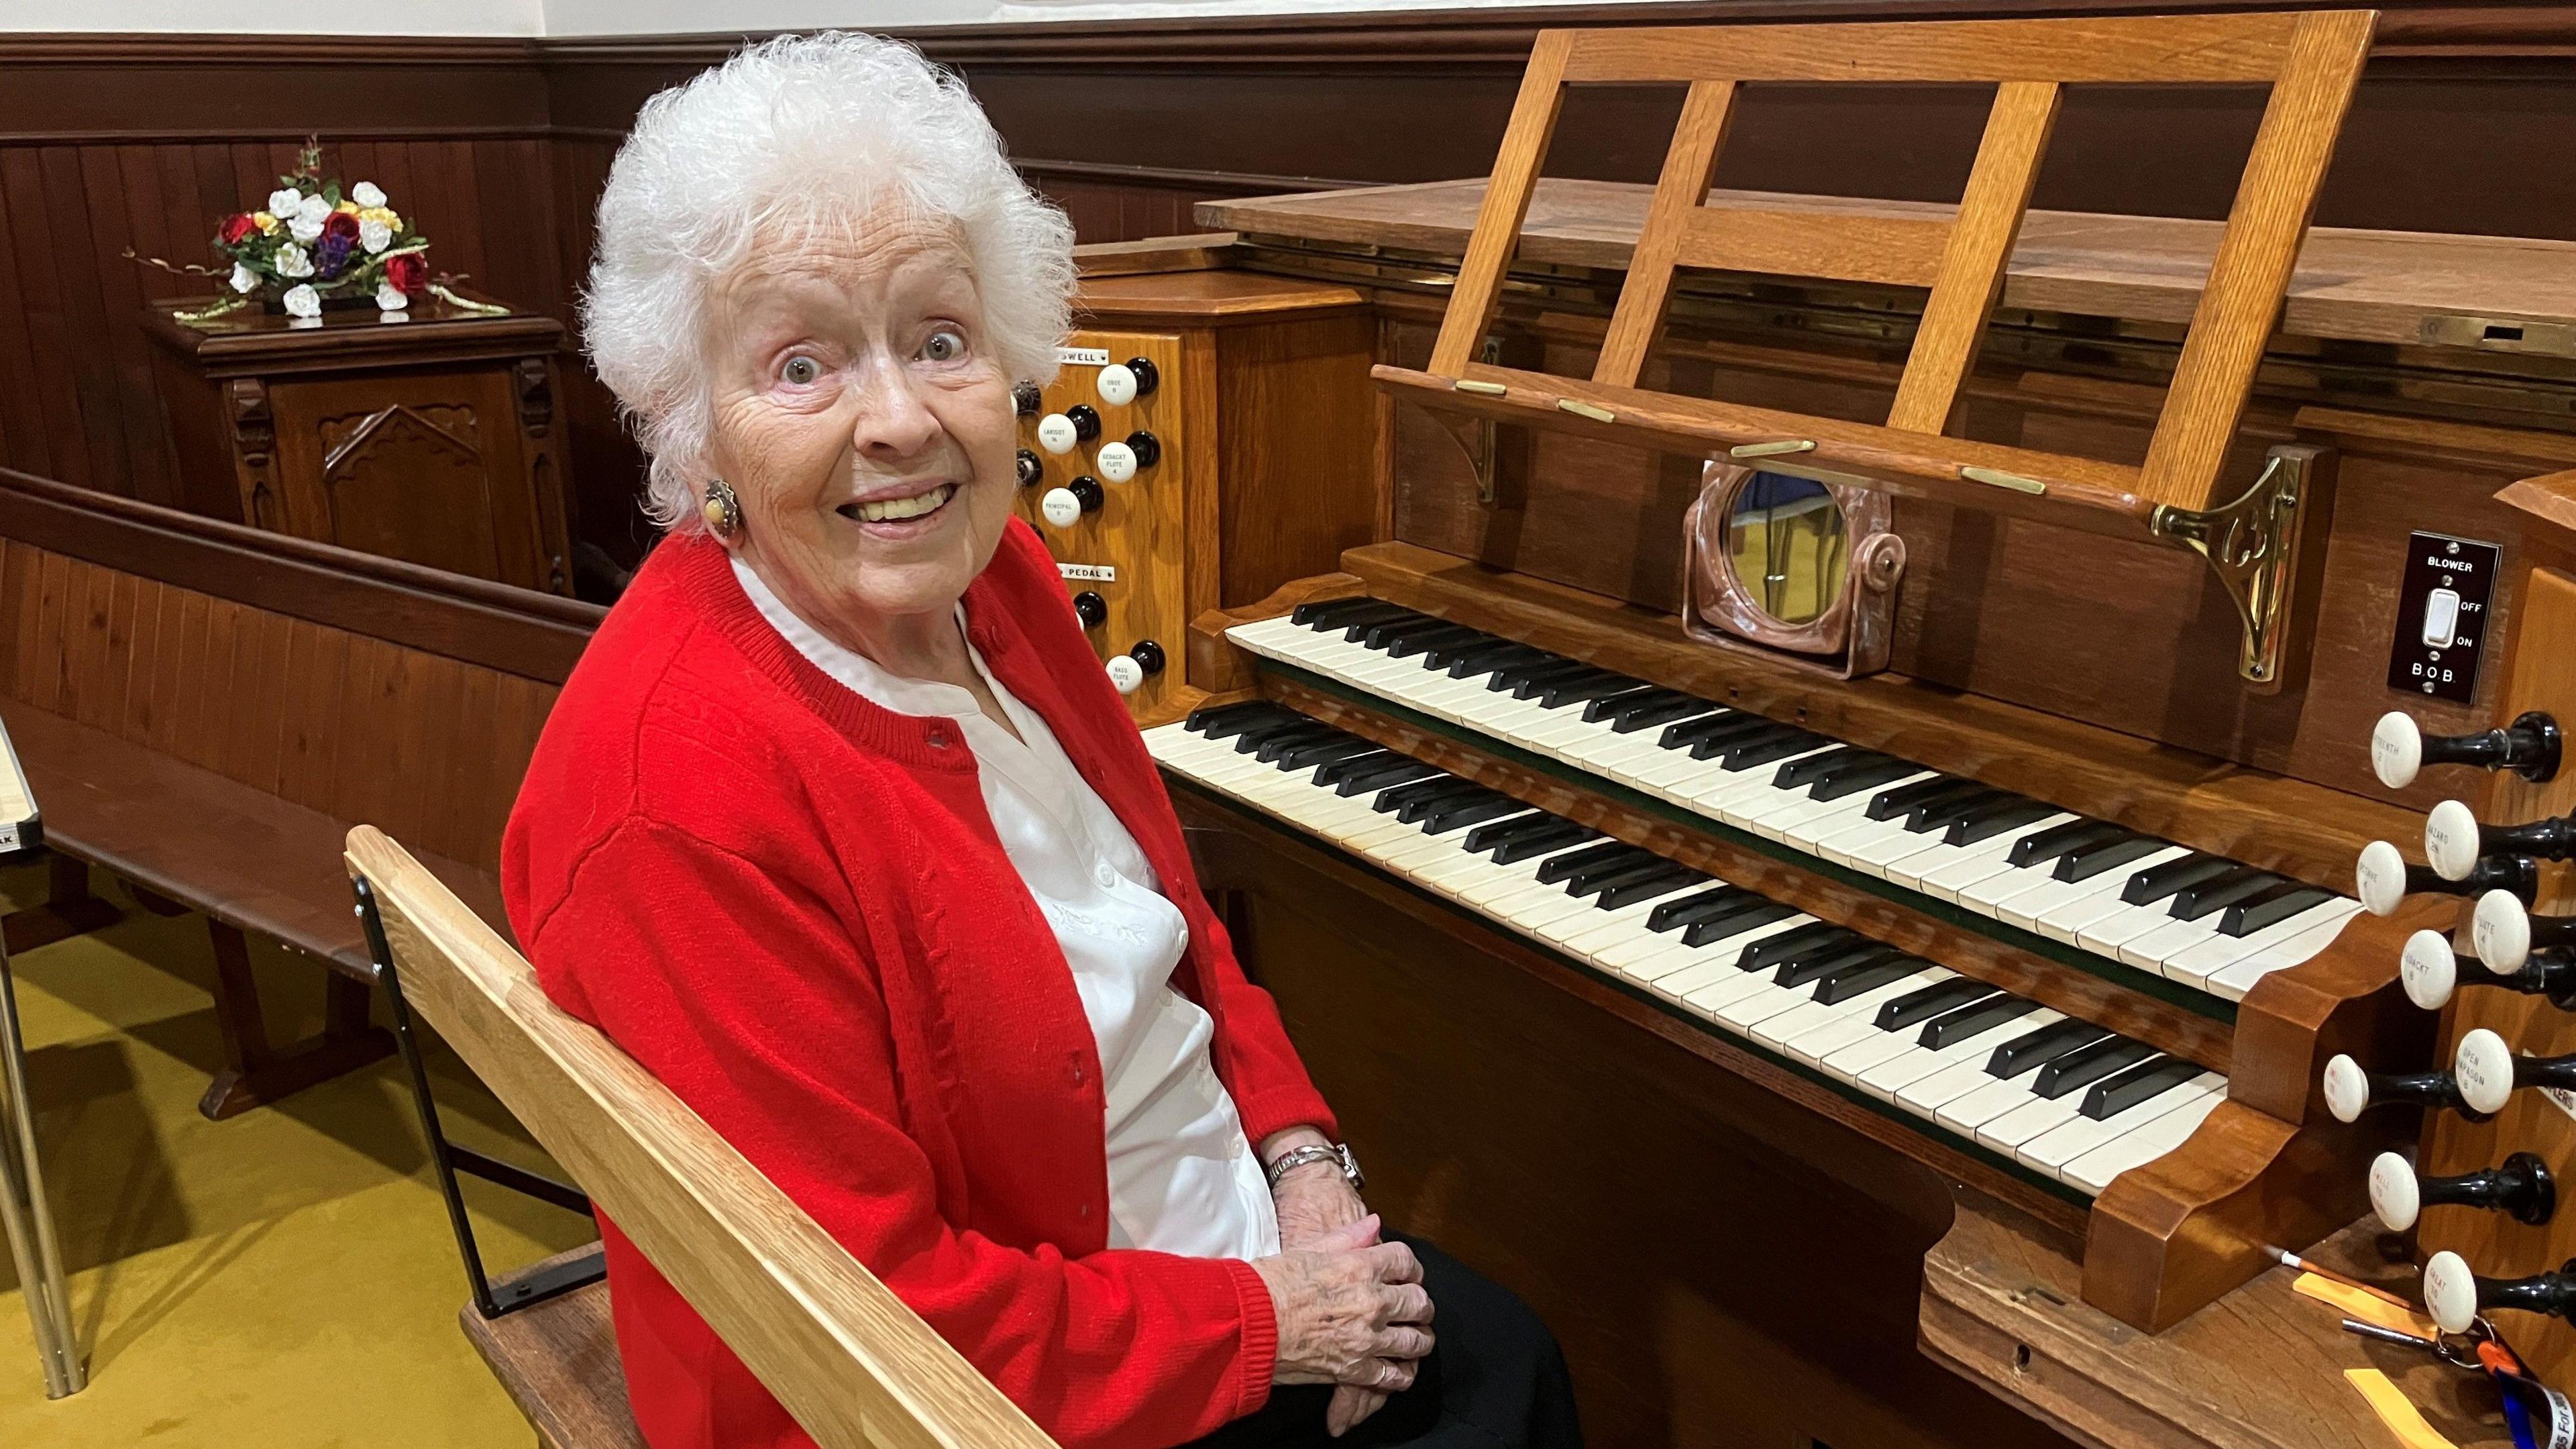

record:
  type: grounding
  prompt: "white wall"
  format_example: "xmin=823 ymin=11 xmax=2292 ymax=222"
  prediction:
xmin=539 ymin=0 xmax=1682 ymax=38
xmin=9 ymin=0 xmax=543 ymax=33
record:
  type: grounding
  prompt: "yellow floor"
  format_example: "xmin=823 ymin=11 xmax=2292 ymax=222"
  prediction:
xmin=0 ymin=861 xmax=596 ymax=1447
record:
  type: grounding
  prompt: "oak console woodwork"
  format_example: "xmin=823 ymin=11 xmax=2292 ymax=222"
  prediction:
xmin=143 ymin=291 xmax=576 ymax=596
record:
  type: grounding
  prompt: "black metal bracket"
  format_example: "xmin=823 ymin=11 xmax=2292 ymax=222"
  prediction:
xmin=353 ymin=872 xmax=602 ymax=1320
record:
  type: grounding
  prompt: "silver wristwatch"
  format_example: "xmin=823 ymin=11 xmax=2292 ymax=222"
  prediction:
xmin=1266 ymin=1141 xmax=1364 ymax=1194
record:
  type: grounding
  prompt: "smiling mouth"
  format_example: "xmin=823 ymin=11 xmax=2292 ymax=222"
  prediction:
xmin=840 ymin=482 xmax=957 ymax=524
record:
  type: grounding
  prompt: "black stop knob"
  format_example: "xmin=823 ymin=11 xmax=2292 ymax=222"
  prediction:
xmin=1073 ymin=591 xmax=1108 ymax=629
xmin=2376 ymin=709 xmax=2561 ymax=788
xmin=1016 ymin=448 xmax=1044 ymax=488
xmin=1124 ymin=357 xmax=1160 ymax=396
xmin=2322 ymin=1052 xmax=2491 ymax=1124
xmin=1068 ymin=476 xmax=1104 ymax=515
xmin=1065 ymin=405 xmax=1102 ymax=442
xmin=2427 ymin=1252 xmax=2576 ymax=1334
xmin=2358 ymin=839 xmax=2538 ymax=916
xmin=2427 ymin=1152 xmax=2559 ymax=1226
xmin=1124 ymin=431 xmax=1162 ymax=470
xmin=1128 ymin=639 xmax=1166 ymax=676
xmin=1012 ymin=381 xmax=1043 ymax=418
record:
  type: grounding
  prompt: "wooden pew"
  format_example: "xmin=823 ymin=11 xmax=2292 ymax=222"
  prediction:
xmin=346 ymin=824 xmax=1062 ymax=1449
xmin=0 ymin=467 xmax=600 ymax=1116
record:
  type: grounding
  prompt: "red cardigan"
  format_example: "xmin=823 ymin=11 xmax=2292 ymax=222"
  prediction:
xmin=502 ymin=527 xmax=1336 ymax=1449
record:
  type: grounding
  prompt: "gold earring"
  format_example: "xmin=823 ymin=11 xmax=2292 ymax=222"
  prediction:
xmin=702 ymin=478 xmax=741 ymax=538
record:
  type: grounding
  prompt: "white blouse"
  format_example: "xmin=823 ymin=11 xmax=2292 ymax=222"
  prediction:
xmin=733 ymin=559 xmax=1281 ymax=1260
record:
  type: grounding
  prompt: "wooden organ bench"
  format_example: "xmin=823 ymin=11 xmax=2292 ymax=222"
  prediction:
xmin=0 ymin=468 xmax=597 ymax=1117
xmin=345 ymin=824 xmax=1063 ymax=1449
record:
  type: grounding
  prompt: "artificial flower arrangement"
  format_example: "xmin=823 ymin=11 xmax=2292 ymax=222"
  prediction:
xmin=130 ymin=140 xmax=501 ymax=325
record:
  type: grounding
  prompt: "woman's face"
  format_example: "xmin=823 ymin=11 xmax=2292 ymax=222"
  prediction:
xmin=702 ymin=211 xmax=1019 ymax=635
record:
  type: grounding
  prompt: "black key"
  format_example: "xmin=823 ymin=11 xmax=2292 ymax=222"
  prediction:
xmin=1719 ymin=729 xmax=1829 ymax=771
xmin=1276 ymin=735 xmax=1382 ymax=771
xmin=1737 ymin=921 xmax=1858 ymax=975
xmin=1605 ymin=694 xmax=1717 ymax=733
xmin=2220 ymin=883 xmax=2338 ymax=938
xmin=1291 ymin=596 xmax=1395 ymax=629
xmin=1917 ymin=995 xmax=2039 ymax=1050
xmin=1777 ymin=941 xmax=1902 ymax=991
xmin=1597 ymin=865 xmax=1711 ymax=911
xmin=1357 ymin=614 xmax=1439 ymax=649
xmin=1517 ymin=665 xmax=1621 ymax=702
xmin=1538 ymin=674 xmax=1650 ymax=710
xmin=1489 ymin=657 xmax=1591 ymax=694
xmin=1421 ymin=633 xmax=1508 ymax=669
xmin=1312 ymin=749 xmax=1396 ymax=786
xmin=1910 ymin=786 xmax=2015 ymax=835
xmin=1338 ymin=759 xmax=1441 ymax=797
xmin=1812 ymin=953 xmax=1927 ymax=1005
xmin=1186 ymin=700 xmax=1282 ymax=735
xmin=1984 ymin=1018 xmax=2112 ymax=1079
xmin=1648 ymin=885 xmax=1758 ymax=932
xmin=1464 ymin=812 xmax=1568 ymax=854
xmin=1342 ymin=606 xmax=1430 ymax=641
xmin=1659 ymin=711 xmax=1756 ymax=751
xmin=1536 ymin=840 xmax=1645 ymax=886
xmin=2031 ymin=1036 xmax=2159 ymax=1099
xmin=1810 ymin=755 xmax=1925 ymax=803
xmin=1423 ymin=794 xmax=1527 ymax=835
xmin=1945 ymin=798 xmax=2055 ymax=847
xmin=1564 ymin=853 xmax=1671 ymax=898
xmin=2080 ymin=1056 xmax=2206 ymax=1120
xmin=2054 ymin=833 xmax=2172 ymax=883
xmin=1446 ymin=642 xmax=1549 ymax=679
xmin=1391 ymin=778 xmax=1491 ymax=822
xmin=1197 ymin=704 xmax=1299 ymax=743
xmin=2006 ymin=818 xmax=2128 ymax=870
xmin=1867 ymin=775 xmax=1977 ymax=822
xmin=2171 ymin=868 xmax=2288 ymax=922
xmin=1384 ymin=623 xmax=1485 ymax=659
xmin=1876 ymin=979 xmax=2000 ymax=1032
xmin=1239 ymin=718 xmax=1334 ymax=755
xmin=1254 ymin=723 xmax=1344 ymax=762
xmin=1681 ymin=900 xmax=1801 ymax=948
xmin=1375 ymin=774 xmax=1474 ymax=814
xmin=2121 ymin=851 xmax=2237 ymax=908
xmin=1688 ymin=718 xmax=1804 ymax=759
xmin=1493 ymin=822 xmax=1605 ymax=866
xmin=1774 ymin=745 xmax=1883 ymax=792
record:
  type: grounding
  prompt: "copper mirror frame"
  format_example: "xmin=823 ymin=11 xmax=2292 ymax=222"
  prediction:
xmin=1684 ymin=462 xmax=1907 ymax=679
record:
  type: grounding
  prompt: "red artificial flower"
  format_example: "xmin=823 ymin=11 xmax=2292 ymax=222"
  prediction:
xmin=219 ymin=213 xmax=258 ymax=246
xmin=384 ymin=253 xmax=427 ymax=294
xmin=323 ymin=209 xmax=360 ymax=243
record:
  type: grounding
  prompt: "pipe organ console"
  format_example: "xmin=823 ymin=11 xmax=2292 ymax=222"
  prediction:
xmin=1008 ymin=250 xmax=1378 ymax=722
xmin=1135 ymin=11 xmax=2576 ymax=1447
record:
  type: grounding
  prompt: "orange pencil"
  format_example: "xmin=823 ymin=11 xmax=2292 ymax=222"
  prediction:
xmin=2269 ymin=1245 xmax=2419 ymax=1311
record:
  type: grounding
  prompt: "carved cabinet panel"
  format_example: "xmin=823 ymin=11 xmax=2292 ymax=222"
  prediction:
xmin=144 ymin=293 xmax=576 ymax=597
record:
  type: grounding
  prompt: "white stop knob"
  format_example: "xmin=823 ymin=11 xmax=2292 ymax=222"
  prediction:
xmin=1096 ymin=441 xmax=1138 ymax=483
xmin=2424 ymin=1250 xmax=2481 ymax=1334
xmin=2455 ymin=1027 xmax=2515 ymax=1115
xmin=1036 ymin=413 xmax=1079 ymax=455
xmin=2426 ymin=800 xmax=2484 ymax=881
xmin=2323 ymin=1053 xmax=2371 ymax=1122
xmin=2357 ymin=839 xmax=2410 ymax=916
xmin=2370 ymin=1150 xmax=2423 ymax=1230
xmin=2401 ymin=928 xmax=2459 ymax=1010
xmin=2373 ymin=711 xmax=2426 ymax=790
xmin=1096 ymin=363 xmax=1137 ymax=407
xmin=1106 ymin=654 xmax=1144 ymax=694
xmin=1039 ymin=487 xmax=1082 ymax=528
xmin=2477 ymin=888 xmax=2532 ymax=972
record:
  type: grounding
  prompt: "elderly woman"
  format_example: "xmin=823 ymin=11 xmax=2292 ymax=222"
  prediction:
xmin=502 ymin=32 xmax=1577 ymax=1449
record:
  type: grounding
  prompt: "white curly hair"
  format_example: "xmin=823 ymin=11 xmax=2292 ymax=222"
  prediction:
xmin=582 ymin=32 xmax=1077 ymax=532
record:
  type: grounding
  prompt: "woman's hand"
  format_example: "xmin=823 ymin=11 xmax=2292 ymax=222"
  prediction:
xmin=1250 ymin=1215 xmax=1436 ymax=1399
xmin=1271 ymin=1151 xmax=1368 ymax=1254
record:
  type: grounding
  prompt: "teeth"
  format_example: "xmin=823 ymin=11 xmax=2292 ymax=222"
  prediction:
xmin=851 ymin=483 xmax=954 ymax=523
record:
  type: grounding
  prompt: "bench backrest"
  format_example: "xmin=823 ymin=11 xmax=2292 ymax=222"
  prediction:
xmin=0 ymin=468 xmax=601 ymax=872
xmin=346 ymin=824 xmax=1061 ymax=1449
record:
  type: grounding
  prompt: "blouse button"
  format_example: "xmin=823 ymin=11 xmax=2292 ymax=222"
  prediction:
xmin=1095 ymin=861 xmax=1118 ymax=888
xmin=926 ymin=727 xmax=952 ymax=749
xmin=1071 ymin=1061 xmax=1086 ymax=1086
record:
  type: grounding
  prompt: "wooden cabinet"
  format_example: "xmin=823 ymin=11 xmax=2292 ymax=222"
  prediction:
xmin=144 ymin=293 xmax=576 ymax=596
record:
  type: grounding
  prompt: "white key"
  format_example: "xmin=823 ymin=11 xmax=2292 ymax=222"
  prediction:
xmin=1902 ymin=815 xmax=2080 ymax=900
xmin=1757 ymin=965 xmax=1949 ymax=1056
xmin=1855 ymin=1006 xmax=2057 ymax=1102
xmin=2204 ymin=904 xmax=2366 ymax=1001
xmin=2017 ymin=1073 xmax=2222 ymax=1179
xmin=1748 ymin=773 xmax=1936 ymax=845
xmin=2062 ymin=1094 xmax=2222 ymax=1195
xmin=1991 ymin=847 xmax=2190 ymax=932
xmin=1778 ymin=968 xmax=1957 ymax=1065
xmin=1930 ymin=1064 xmax=2064 ymax=1134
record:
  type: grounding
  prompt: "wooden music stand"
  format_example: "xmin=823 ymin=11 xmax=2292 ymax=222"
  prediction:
xmin=1379 ymin=10 xmax=2377 ymax=687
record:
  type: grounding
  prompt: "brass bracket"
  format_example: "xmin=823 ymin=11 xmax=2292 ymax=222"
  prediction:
xmin=2149 ymin=449 xmax=2311 ymax=688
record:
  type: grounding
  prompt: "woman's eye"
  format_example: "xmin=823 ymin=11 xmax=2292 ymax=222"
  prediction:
xmin=781 ymin=355 xmax=821 ymax=386
xmin=922 ymin=328 xmax=967 ymax=363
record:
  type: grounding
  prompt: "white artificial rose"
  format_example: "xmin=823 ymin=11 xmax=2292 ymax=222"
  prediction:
xmin=268 ymin=187 xmax=303 ymax=219
xmin=376 ymin=282 xmax=410 ymax=313
xmin=352 ymin=181 xmax=386 ymax=209
xmin=298 ymin=192 xmax=333 ymax=223
xmin=282 ymin=284 xmax=321 ymax=319
xmin=229 ymin=262 xmax=258 ymax=294
xmin=274 ymin=242 xmax=313 ymax=278
xmin=289 ymin=213 xmax=324 ymax=244
xmin=359 ymin=217 xmax=392 ymax=254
